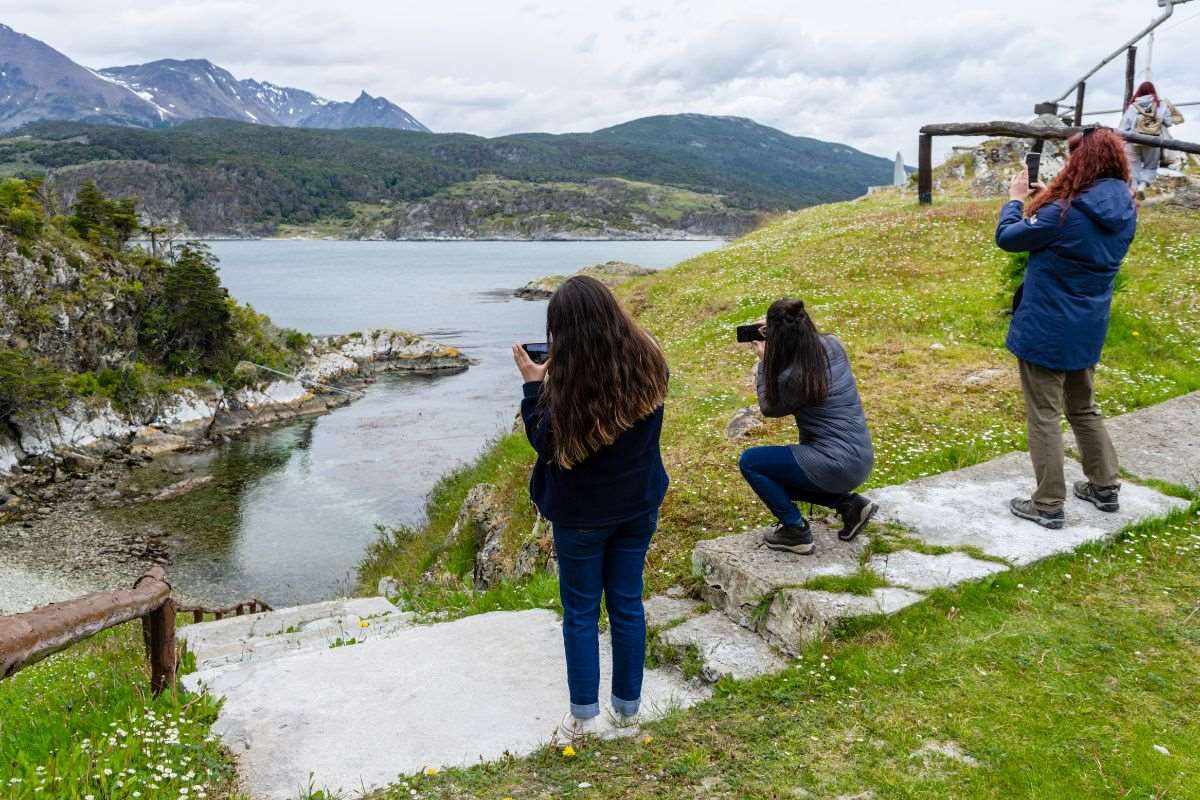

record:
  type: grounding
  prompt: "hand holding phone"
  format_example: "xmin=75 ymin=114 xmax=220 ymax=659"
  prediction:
xmin=513 ymin=343 xmax=549 ymax=383
xmin=1025 ymin=152 xmax=1042 ymax=187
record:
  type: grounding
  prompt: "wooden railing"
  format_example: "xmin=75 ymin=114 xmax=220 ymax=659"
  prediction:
xmin=916 ymin=121 xmax=1200 ymax=205
xmin=0 ymin=569 xmax=272 ymax=695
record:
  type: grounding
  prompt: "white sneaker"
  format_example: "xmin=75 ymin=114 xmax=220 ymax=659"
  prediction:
xmin=606 ymin=708 xmax=641 ymax=738
xmin=557 ymin=713 xmax=603 ymax=743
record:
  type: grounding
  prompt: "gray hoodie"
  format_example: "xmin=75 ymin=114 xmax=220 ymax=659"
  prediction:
xmin=756 ymin=334 xmax=874 ymax=493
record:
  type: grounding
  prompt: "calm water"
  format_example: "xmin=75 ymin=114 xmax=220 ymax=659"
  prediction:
xmin=106 ymin=240 xmax=721 ymax=606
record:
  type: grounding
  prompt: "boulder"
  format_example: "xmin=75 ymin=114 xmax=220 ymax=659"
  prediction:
xmin=725 ymin=406 xmax=764 ymax=439
xmin=515 ymin=261 xmax=655 ymax=300
xmin=130 ymin=426 xmax=190 ymax=458
xmin=444 ymin=484 xmax=510 ymax=591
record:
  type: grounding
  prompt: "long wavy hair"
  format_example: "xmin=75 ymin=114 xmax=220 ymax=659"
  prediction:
xmin=762 ymin=298 xmax=829 ymax=409
xmin=541 ymin=275 xmax=669 ymax=469
xmin=1026 ymin=128 xmax=1131 ymax=220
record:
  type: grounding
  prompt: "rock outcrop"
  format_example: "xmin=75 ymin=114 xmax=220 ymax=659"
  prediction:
xmin=1 ymin=328 xmax=468 ymax=474
xmin=515 ymin=260 xmax=656 ymax=300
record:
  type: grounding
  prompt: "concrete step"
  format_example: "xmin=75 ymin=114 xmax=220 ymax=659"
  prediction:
xmin=180 ymin=596 xmax=412 ymax=673
xmin=185 ymin=609 xmax=709 ymax=800
xmin=869 ymin=452 xmax=1189 ymax=565
xmin=693 ymin=523 xmax=924 ymax=655
xmin=656 ymin=610 xmax=786 ymax=682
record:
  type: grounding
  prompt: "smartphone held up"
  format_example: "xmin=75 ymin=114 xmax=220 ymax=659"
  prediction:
xmin=521 ymin=342 xmax=550 ymax=364
xmin=736 ymin=324 xmax=766 ymax=343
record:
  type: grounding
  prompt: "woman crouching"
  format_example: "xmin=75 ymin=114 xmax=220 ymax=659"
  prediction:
xmin=739 ymin=299 xmax=876 ymax=554
xmin=512 ymin=275 xmax=669 ymax=740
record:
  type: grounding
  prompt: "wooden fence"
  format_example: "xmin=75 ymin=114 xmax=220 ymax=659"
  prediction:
xmin=0 ymin=568 xmax=271 ymax=695
xmin=916 ymin=121 xmax=1200 ymax=205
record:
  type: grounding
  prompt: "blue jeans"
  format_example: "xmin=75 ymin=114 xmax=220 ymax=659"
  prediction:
xmin=739 ymin=446 xmax=849 ymax=526
xmin=552 ymin=511 xmax=657 ymax=720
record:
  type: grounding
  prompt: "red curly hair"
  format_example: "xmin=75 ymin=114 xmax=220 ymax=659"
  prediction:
xmin=1026 ymin=127 xmax=1131 ymax=220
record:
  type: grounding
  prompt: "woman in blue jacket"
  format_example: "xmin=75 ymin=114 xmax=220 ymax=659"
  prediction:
xmin=513 ymin=275 xmax=669 ymax=741
xmin=997 ymin=127 xmax=1136 ymax=529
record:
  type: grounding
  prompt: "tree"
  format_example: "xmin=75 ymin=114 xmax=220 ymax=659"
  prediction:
xmin=67 ymin=180 xmax=141 ymax=249
xmin=139 ymin=243 xmax=233 ymax=374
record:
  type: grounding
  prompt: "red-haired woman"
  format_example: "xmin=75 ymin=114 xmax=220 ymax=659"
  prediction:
xmin=996 ymin=127 xmax=1136 ymax=529
xmin=1119 ymin=80 xmax=1184 ymax=192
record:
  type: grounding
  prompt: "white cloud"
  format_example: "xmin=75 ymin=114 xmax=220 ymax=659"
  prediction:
xmin=4 ymin=0 xmax=1198 ymax=160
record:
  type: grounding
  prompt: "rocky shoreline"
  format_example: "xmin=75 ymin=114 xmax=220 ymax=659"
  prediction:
xmin=0 ymin=329 xmax=470 ymax=612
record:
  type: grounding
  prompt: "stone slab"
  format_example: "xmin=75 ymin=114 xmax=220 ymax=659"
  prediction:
xmin=869 ymin=452 xmax=1187 ymax=565
xmin=644 ymin=594 xmax=702 ymax=628
xmin=1104 ymin=391 xmax=1200 ymax=488
xmin=868 ymin=550 xmax=1008 ymax=591
xmin=185 ymin=609 xmax=708 ymax=800
xmin=657 ymin=611 xmax=786 ymax=682
xmin=693 ymin=523 xmax=867 ymax=630
xmin=764 ymin=587 xmax=925 ymax=655
xmin=180 ymin=596 xmax=406 ymax=670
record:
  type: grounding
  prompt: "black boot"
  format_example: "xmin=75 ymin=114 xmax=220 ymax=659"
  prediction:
xmin=1073 ymin=481 xmax=1120 ymax=512
xmin=836 ymin=494 xmax=878 ymax=542
xmin=762 ymin=521 xmax=814 ymax=555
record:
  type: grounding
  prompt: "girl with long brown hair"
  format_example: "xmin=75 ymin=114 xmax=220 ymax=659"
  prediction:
xmin=512 ymin=275 xmax=669 ymax=740
xmin=998 ymin=127 xmax=1136 ymax=529
xmin=738 ymin=299 xmax=876 ymax=554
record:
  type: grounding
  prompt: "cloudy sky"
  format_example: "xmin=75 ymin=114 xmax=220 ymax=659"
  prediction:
xmin=6 ymin=0 xmax=1199 ymax=160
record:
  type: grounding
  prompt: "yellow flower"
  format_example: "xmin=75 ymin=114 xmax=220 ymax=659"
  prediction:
xmin=1132 ymin=331 xmax=1141 ymax=337
xmin=642 ymin=735 xmax=654 ymax=745
xmin=562 ymin=745 xmax=577 ymax=758
xmin=423 ymin=766 xmax=438 ymax=776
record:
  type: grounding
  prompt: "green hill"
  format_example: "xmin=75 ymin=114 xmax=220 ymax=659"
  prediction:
xmin=0 ymin=114 xmax=894 ymax=237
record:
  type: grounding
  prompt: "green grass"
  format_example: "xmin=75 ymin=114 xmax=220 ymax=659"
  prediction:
xmin=367 ymin=501 xmax=1200 ymax=799
xmin=0 ymin=624 xmax=243 ymax=800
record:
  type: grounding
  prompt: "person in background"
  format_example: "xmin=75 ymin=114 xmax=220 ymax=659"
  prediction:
xmin=1119 ymin=80 xmax=1185 ymax=194
xmin=737 ymin=299 xmax=876 ymax=554
xmin=513 ymin=275 xmax=669 ymax=741
xmin=997 ymin=126 xmax=1136 ymax=529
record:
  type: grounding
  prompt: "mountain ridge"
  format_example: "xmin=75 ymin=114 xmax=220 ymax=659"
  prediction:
xmin=0 ymin=23 xmax=428 ymax=132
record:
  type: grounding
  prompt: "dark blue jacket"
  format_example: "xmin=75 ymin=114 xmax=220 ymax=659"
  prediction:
xmin=997 ymin=178 xmax=1136 ymax=371
xmin=521 ymin=381 xmax=668 ymax=528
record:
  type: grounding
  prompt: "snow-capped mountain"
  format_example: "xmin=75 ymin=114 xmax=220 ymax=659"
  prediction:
xmin=0 ymin=24 xmax=429 ymax=132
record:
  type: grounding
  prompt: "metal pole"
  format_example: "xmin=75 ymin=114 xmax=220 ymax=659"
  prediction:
xmin=1073 ymin=82 xmax=1086 ymax=127
xmin=1125 ymin=46 xmax=1138 ymax=107
xmin=918 ymin=134 xmax=933 ymax=206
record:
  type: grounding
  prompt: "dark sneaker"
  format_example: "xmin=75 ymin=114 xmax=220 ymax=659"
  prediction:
xmin=763 ymin=521 xmax=814 ymax=555
xmin=1073 ymin=481 xmax=1120 ymax=512
xmin=1009 ymin=498 xmax=1064 ymax=529
xmin=837 ymin=494 xmax=878 ymax=542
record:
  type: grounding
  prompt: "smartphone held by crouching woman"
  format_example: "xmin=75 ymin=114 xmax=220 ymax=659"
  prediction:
xmin=512 ymin=275 xmax=669 ymax=742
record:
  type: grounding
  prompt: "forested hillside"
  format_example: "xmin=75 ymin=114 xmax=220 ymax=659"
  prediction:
xmin=0 ymin=114 xmax=894 ymax=237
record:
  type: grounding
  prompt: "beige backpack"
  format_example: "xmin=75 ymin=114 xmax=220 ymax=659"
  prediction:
xmin=1134 ymin=101 xmax=1162 ymax=136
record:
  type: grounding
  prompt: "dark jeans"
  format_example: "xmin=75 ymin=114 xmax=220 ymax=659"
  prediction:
xmin=552 ymin=511 xmax=657 ymax=720
xmin=739 ymin=445 xmax=849 ymax=526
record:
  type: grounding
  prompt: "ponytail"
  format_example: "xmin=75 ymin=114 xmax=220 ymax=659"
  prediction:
xmin=763 ymin=299 xmax=829 ymax=408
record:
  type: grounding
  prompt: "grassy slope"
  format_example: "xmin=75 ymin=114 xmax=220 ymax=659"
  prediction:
xmin=361 ymin=189 xmax=1200 ymax=597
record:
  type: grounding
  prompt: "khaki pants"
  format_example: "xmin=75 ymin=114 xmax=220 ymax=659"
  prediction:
xmin=1018 ymin=360 xmax=1121 ymax=511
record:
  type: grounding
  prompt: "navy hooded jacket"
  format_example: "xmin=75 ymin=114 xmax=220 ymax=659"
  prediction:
xmin=996 ymin=178 xmax=1137 ymax=372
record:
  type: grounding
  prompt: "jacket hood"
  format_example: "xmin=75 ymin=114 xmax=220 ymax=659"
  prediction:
xmin=1134 ymin=95 xmax=1157 ymax=111
xmin=1072 ymin=178 xmax=1136 ymax=232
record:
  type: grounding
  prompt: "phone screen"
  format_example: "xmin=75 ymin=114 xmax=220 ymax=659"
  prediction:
xmin=522 ymin=342 xmax=549 ymax=364
xmin=1026 ymin=152 xmax=1041 ymax=185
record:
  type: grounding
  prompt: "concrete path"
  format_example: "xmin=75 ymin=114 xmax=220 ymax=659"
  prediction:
xmin=184 ymin=608 xmax=708 ymax=799
xmin=182 ymin=391 xmax=1196 ymax=798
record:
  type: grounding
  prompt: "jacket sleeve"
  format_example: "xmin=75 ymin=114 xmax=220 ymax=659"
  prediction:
xmin=995 ymin=199 xmax=1063 ymax=253
xmin=755 ymin=362 xmax=794 ymax=418
xmin=1118 ymin=107 xmax=1136 ymax=134
xmin=520 ymin=381 xmax=554 ymax=459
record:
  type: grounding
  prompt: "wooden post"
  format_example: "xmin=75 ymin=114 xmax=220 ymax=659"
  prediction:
xmin=235 ymin=604 xmax=245 ymax=616
xmin=1073 ymin=82 xmax=1086 ymax=127
xmin=1124 ymin=46 xmax=1137 ymax=107
xmin=192 ymin=609 xmax=204 ymax=624
xmin=147 ymin=599 xmax=176 ymax=696
xmin=918 ymin=133 xmax=933 ymax=205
